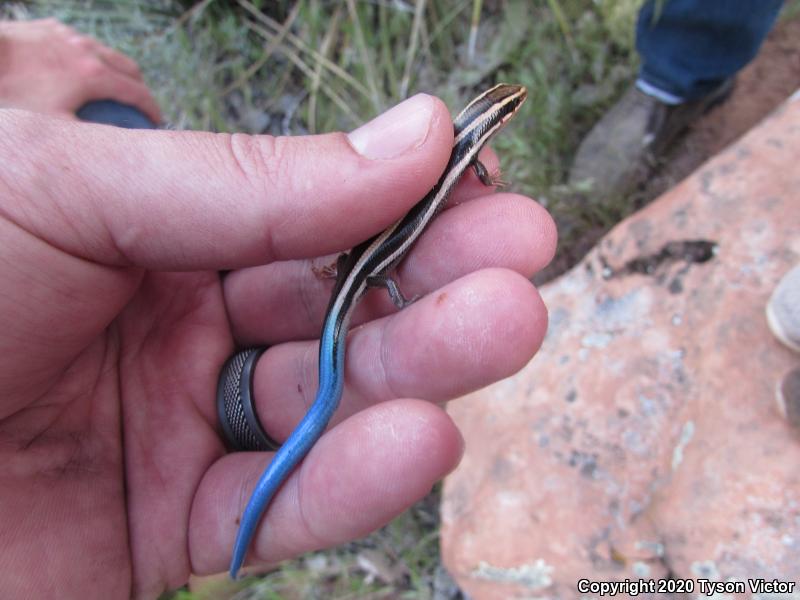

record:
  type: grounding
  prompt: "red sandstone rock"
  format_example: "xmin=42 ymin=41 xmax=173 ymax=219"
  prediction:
xmin=441 ymin=91 xmax=800 ymax=599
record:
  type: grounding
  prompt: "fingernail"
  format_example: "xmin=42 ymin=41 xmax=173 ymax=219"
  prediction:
xmin=347 ymin=94 xmax=435 ymax=160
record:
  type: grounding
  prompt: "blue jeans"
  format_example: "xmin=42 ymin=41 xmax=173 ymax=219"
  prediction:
xmin=636 ymin=0 xmax=784 ymax=102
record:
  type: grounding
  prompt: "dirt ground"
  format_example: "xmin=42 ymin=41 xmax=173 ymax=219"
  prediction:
xmin=643 ymin=15 xmax=800 ymax=207
xmin=539 ymin=14 xmax=800 ymax=285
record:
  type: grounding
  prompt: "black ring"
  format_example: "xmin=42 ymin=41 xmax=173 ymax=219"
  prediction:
xmin=216 ymin=347 xmax=281 ymax=451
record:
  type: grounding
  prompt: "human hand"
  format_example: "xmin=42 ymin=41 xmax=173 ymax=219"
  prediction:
xmin=0 ymin=18 xmax=160 ymax=122
xmin=0 ymin=93 xmax=555 ymax=598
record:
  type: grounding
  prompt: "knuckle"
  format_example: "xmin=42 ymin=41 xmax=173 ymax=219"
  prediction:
xmin=227 ymin=133 xmax=296 ymax=195
xmin=127 ymin=59 xmax=143 ymax=76
xmin=78 ymin=56 xmax=105 ymax=78
xmin=226 ymin=133 xmax=303 ymax=260
xmin=54 ymin=21 xmax=75 ymax=36
xmin=69 ymin=34 xmax=93 ymax=51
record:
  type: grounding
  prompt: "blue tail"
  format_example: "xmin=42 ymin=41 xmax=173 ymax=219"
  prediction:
xmin=229 ymin=320 xmax=345 ymax=578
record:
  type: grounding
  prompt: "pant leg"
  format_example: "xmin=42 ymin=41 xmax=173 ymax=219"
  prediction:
xmin=636 ymin=0 xmax=784 ymax=101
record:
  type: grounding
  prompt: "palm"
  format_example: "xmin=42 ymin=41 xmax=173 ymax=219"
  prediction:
xmin=2 ymin=268 xmax=232 ymax=598
xmin=119 ymin=271 xmax=237 ymax=595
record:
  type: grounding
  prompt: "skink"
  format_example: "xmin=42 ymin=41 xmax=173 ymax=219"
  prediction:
xmin=229 ymin=83 xmax=528 ymax=578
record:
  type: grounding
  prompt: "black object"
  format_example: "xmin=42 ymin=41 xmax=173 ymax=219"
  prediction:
xmin=217 ymin=347 xmax=281 ymax=452
xmin=76 ymin=99 xmax=157 ymax=129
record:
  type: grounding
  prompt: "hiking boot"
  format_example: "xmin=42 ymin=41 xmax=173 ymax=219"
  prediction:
xmin=767 ymin=264 xmax=800 ymax=353
xmin=776 ymin=367 xmax=800 ymax=430
xmin=569 ymin=79 xmax=734 ymax=200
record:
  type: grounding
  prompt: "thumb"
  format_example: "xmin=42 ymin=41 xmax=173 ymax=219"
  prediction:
xmin=0 ymin=93 xmax=453 ymax=271
xmin=0 ymin=96 xmax=452 ymax=404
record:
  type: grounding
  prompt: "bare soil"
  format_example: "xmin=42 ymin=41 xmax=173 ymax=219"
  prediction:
xmin=538 ymin=15 xmax=800 ymax=285
xmin=645 ymin=14 xmax=800 ymax=200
